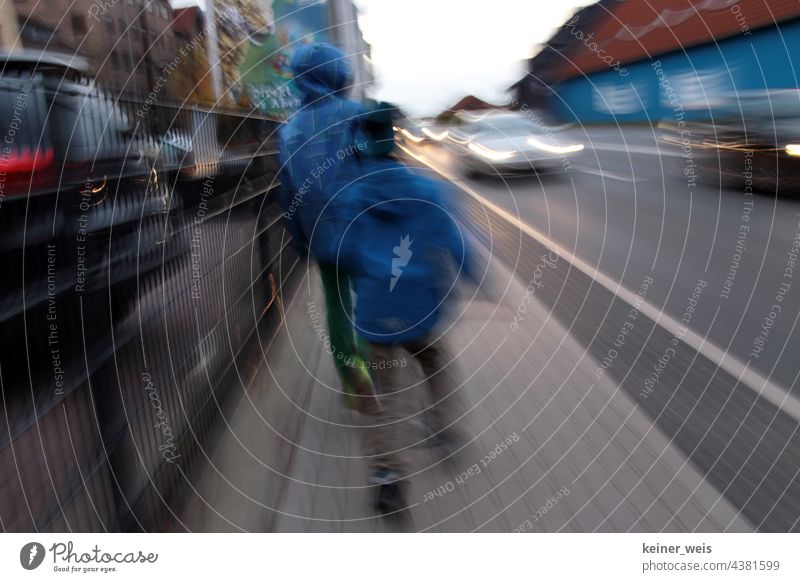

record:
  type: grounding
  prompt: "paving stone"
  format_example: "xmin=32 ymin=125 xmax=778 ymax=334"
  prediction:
xmin=181 ymin=263 xmax=753 ymax=532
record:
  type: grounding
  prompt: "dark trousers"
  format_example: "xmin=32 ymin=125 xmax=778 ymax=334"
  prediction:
xmin=364 ymin=337 xmax=464 ymax=476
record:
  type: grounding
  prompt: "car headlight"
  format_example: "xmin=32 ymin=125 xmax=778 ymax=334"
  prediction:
xmin=447 ymin=133 xmax=471 ymax=145
xmin=399 ymin=128 xmax=425 ymax=143
xmin=468 ymin=142 xmax=515 ymax=161
xmin=422 ymin=127 xmax=449 ymax=141
xmin=527 ymin=137 xmax=584 ymax=154
xmin=785 ymin=144 xmax=800 ymax=156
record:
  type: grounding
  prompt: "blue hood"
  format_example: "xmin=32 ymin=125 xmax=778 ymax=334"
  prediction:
xmin=277 ymin=43 xmax=364 ymax=263
xmin=291 ymin=43 xmax=353 ymax=103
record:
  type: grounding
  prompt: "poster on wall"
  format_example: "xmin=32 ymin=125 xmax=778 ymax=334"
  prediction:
xmin=213 ymin=0 xmax=330 ymax=117
xmin=213 ymin=0 xmax=277 ymax=105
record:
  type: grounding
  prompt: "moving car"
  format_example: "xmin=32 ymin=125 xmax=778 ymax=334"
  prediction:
xmin=447 ymin=113 xmax=584 ymax=177
xmin=660 ymin=89 xmax=800 ymax=193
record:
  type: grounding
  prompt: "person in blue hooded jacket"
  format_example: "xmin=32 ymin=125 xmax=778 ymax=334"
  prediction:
xmin=336 ymin=103 xmax=474 ymax=514
xmin=277 ymin=43 xmax=375 ymax=412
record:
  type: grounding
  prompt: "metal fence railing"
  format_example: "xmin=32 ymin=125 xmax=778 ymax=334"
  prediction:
xmin=0 ymin=65 xmax=298 ymax=531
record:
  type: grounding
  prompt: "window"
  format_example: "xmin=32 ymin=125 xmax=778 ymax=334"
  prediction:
xmin=71 ymin=15 xmax=87 ymax=35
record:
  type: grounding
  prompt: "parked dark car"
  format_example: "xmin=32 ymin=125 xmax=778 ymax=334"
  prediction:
xmin=660 ymin=90 xmax=800 ymax=194
xmin=0 ymin=52 xmax=183 ymax=382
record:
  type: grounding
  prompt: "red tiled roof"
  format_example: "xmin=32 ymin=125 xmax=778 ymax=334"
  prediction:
xmin=554 ymin=0 xmax=800 ymax=81
xmin=436 ymin=95 xmax=509 ymax=121
xmin=444 ymin=95 xmax=507 ymax=113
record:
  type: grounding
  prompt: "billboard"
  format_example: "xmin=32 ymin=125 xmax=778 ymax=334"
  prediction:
xmin=214 ymin=0 xmax=330 ymax=118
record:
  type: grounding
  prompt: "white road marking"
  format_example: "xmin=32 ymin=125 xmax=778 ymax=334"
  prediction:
xmin=399 ymin=143 xmax=800 ymax=423
xmin=571 ymin=164 xmax=640 ymax=183
xmin=588 ymin=142 xmax=684 ymax=157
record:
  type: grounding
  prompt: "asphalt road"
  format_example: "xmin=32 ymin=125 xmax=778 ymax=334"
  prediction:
xmin=175 ymin=126 xmax=800 ymax=532
xmin=406 ymin=126 xmax=800 ymax=392
xmin=397 ymin=127 xmax=800 ymax=531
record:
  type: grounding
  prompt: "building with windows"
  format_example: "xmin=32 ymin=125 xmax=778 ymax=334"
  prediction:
xmin=12 ymin=0 xmax=176 ymax=97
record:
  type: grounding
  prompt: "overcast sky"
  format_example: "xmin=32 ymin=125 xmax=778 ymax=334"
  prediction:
xmin=170 ymin=0 xmax=588 ymax=116
xmin=354 ymin=0 xmax=587 ymax=116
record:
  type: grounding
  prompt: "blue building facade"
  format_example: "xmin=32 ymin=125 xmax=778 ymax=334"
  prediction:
xmin=550 ymin=18 xmax=800 ymax=123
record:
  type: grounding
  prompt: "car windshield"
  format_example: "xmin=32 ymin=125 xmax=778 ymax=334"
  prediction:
xmin=471 ymin=116 xmax=544 ymax=137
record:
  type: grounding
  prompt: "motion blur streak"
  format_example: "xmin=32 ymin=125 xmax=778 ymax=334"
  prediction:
xmin=3 ymin=0 xmax=800 ymax=535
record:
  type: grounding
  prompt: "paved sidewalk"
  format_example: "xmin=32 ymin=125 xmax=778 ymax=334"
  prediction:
xmin=182 ymin=253 xmax=753 ymax=532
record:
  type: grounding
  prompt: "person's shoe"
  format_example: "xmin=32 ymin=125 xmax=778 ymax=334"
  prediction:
xmin=370 ymin=466 xmax=407 ymax=515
